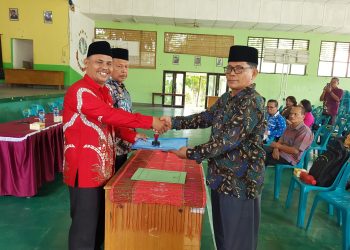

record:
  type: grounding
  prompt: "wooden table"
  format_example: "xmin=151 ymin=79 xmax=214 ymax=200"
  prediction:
xmin=0 ymin=114 xmax=64 ymax=197
xmin=104 ymin=150 xmax=206 ymax=250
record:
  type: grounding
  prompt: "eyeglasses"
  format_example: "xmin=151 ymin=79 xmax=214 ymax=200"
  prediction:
xmin=224 ymin=65 xmax=252 ymax=74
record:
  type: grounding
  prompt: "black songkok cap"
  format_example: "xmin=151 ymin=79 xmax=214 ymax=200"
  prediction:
xmin=87 ymin=41 xmax=112 ymax=57
xmin=228 ymin=45 xmax=258 ymax=65
xmin=111 ymin=48 xmax=129 ymax=61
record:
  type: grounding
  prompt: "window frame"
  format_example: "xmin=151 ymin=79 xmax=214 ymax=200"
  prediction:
xmin=94 ymin=28 xmax=157 ymax=69
xmin=248 ymin=36 xmax=309 ymax=76
xmin=318 ymin=40 xmax=350 ymax=78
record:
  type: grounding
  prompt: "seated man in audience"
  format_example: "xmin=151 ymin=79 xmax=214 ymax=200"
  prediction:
xmin=265 ymin=105 xmax=313 ymax=166
xmin=264 ymin=99 xmax=286 ymax=143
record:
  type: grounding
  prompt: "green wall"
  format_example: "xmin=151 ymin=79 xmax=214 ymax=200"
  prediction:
xmin=96 ymin=21 xmax=350 ymax=106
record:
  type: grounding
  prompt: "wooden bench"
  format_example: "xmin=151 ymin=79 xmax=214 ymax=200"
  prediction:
xmin=4 ymin=69 xmax=64 ymax=90
xmin=207 ymin=96 xmax=219 ymax=108
xmin=152 ymin=92 xmax=185 ymax=106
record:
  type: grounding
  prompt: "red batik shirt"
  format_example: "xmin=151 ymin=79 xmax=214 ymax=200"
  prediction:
xmin=63 ymin=74 xmax=153 ymax=188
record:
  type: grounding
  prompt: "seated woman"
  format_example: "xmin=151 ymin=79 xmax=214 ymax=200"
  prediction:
xmin=281 ymin=96 xmax=297 ymax=124
xmin=300 ymin=99 xmax=314 ymax=128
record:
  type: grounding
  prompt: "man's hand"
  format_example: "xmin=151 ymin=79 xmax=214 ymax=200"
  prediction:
xmin=270 ymin=141 xmax=281 ymax=149
xmin=135 ymin=133 xmax=147 ymax=141
xmin=170 ymin=146 xmax=188 ymax=159
xmin=160 ymin=116 xmax=172 ymax=130
xmin=152 ymin=117 xmax=167 ymax=134
xmin=272 ymin=148 xmax=280 ymax=160
xmin=324 ymin=84 xmax=332 ymax=93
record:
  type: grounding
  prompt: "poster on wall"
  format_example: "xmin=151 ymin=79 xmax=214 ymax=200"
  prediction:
xmin=172 ymin=55 xmax=179 ymax=65
xmin=194 ymin=56 xmax=201 ymax=66
xmin=9 ymin=8 xmax=19 ymax=21
xmin=44 ymin=10 xmax=53 ymax=24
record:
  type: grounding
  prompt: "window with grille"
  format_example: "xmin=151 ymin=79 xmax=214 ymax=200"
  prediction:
xmin=95 ymin=28 xmax=157 ymax=69
xmin=318 ymin=41 xmax=350 ymax=77
xmin=164 ymin=32 xmax=234 ymax=58
xmin=248 ymin=37 xmax=309 ymax=75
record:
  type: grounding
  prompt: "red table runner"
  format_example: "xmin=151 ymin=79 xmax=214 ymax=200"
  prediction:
xmin=110 ymin=150 xmax=206 ymax=208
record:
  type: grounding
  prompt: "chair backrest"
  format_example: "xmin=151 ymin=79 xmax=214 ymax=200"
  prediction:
xmin=312 ymin=125 xmax=333 ymax=147
xmin=297 ymin=147 xmax=312 ymax=169
xmin=336 ymin=160 xmax=350 ymax=189
xmin=312 ymin=106 xmax=323 ymax=117
xmin=329 ymin=157 xmax=350 ymax=189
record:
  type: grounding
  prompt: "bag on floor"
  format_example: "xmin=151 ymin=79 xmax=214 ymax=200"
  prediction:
xmin=308 ymin=137 xmax=349 ymax=187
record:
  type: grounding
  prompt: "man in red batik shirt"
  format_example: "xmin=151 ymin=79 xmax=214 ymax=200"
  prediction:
xmin=63 ymin=41 xmax=167 ymax=250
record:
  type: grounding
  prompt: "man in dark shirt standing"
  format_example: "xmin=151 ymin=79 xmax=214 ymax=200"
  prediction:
xmin=161 ymin=45 xmax=266 ymax=250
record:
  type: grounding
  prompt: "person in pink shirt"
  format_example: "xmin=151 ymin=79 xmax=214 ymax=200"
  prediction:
xmin=300 ymin=99 xmax=314 ymax=128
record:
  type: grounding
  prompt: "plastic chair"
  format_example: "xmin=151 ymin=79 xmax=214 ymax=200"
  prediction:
xmin=22 ymin=108 xmax=32 ymax=118
xmin=313 ymin=115 xmax=331 ymax=132
xmin=311 ymin=125 xmax=333 ymax=152
xmin=264 ymin=137 xmax=274 ymax=146
xmin=30 ymin=104 xmax=45 ymax=116
xmin=56 ymin=98 xmax=64 ymax=110
xmin=334 ymin=114 xmax=350 ymax=137
xmin=306 ymin=161 xmax=350 ymax=250
xmin=285 ymin=157 xmax=350 ymax=228
xmin=47 ymin=102 xmax=58 ymax=112
xmin=271 ymin=148 xmax=311 ymax=200
xmin=307 ymin=125 xmax=333 ymax=163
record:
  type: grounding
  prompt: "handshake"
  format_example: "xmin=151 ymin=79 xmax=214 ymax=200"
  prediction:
xmin=151 ymin=115 xmax=189 ymax=159
xmin=151 ymin=116 xmax=172 ymax=134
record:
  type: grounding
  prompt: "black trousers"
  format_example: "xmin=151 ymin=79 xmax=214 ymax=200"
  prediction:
xmin=114 ymin=154 xmax=128 ymax=173
xmin=264 ymin=146 xmax=290 ymax=166
xmin=68 ymin=186 xmax=105 ymax=250
xmin=211 ymin=190 xmax=261 ymax=250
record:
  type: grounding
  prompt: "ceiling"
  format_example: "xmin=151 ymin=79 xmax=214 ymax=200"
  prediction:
xmin=75 ymin=0 xmax=350 ymax=35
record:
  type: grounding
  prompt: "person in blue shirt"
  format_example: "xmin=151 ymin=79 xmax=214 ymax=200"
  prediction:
xmin=105 ymin=48 xmax=147 ymax=172
xmin=265 ymin=99 xmax=286 ymax=143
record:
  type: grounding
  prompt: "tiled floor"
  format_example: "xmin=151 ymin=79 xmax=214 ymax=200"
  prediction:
xmin=0 ymin=101 xmax=344 ymax=250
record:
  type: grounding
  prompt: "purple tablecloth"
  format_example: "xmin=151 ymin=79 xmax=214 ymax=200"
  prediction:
xmin=0 ymin=114 xmax=63 ymax=197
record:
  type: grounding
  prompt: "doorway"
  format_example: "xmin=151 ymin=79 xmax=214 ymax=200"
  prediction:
xmin=162 ymin=71 xmax=228 ymax=109
xmin=12 ymin=38 xmax=33 ymax=69
xmin=163 ymin=71 xmax=185 ymax=107
xmin=185 ymin=72 xmax=207 ymax=109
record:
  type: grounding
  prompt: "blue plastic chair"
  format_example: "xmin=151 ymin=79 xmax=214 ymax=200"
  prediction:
xmin=47 ymin=102 xmax=58 ymax=112
xmin=56 ymin=99 xmax=64 ymax=110
xmin=30 ymin=104 xmax=45 ymax=116
xmin=313 ymin=115 xmax=331 ymax=132
xmin=311 ymin=125 xmax=333 ymax=152
xmin=271 ymin=148 xmax=311 ymax=200
xmin=264 ymin=137 xmax=274 ymax=147
xmin=306 ymin=161 xmax=350 ymax=250
xmin=334 ymin=114 xmax=350 ymax=137
xmin=307 ymin=125 xmax=333 ymax=163
xmin=285 ymin=157 xmax=350 ymax=228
